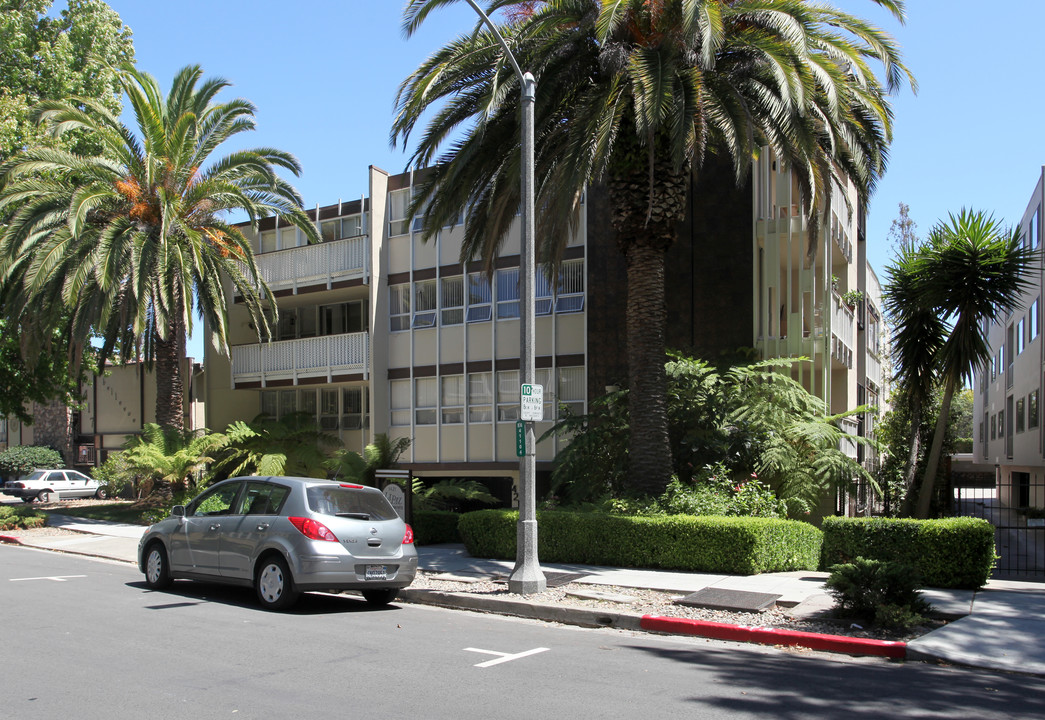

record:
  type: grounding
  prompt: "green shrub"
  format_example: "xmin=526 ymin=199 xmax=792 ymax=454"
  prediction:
xmin=825 ymin=557 xmax=932 ymax=629
xmin=821 ymin=516 xmax=996 ymax=588
xmin=458 ymin=509 xmax=822 ymax=574
xmin=413 ymin=510 xmax=460 ymax=545
xmin=0 ymin=505 xmax=47 ymax=531
xmin=0 ymin=446 xmax=64 ymax=481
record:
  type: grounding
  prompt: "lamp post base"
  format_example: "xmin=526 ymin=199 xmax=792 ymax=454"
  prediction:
xmin=508 ymin=518 xmax=546 ymax=594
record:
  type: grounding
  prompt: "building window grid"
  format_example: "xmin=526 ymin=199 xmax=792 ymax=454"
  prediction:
xmin=441 ymin=276 xmax=464 ymax=326
xmin=466 ymin=273 xmax=493 ymax=323
xmin=390 ymin=284 xmax=410 ymax=332
xmin=468 ymin=372 xmax=494 ymax=422
xmin=389 ymin=188 xmax=411 ymax=236
xmin=441 ymin=375 xmax=465 ymax=425
xmin=412 ymin=279 xmax=437 ymax=329
xmin=497 ymin=268 xmax=520 ymax=319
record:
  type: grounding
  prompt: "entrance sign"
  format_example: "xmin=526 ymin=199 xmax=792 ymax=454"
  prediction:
xmin=520 ymin=383 xmax=544 ymax=421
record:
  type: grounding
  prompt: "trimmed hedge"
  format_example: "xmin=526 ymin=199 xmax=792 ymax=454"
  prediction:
xmin=0 ymin=446 xmax=64 ymax=481
xmin=821 ymin=516 xmax=996 ymax=589
xmin=413 ymin=510 xmax=460 ymax=545
xmin=0 ymin=505 xmax=46 ymax=531
xmin=458 ymin=509 xmax=823 ymax=574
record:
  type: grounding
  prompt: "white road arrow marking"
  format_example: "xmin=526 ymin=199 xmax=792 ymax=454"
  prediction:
xmin=463 ymin=647 xmax=549 ymax=668
xmin=10 ymin=575 xmax=87 ymax=582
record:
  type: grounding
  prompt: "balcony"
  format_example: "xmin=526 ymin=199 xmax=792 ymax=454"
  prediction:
xmin=250 ymin=236 xmax=368 ymax=294
xmin=831 ymin=292 xmax=855 ymax=369
xmin=231 ymin=332 xmax=369 ymax=385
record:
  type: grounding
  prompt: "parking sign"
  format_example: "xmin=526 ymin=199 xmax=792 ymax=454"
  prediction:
xmin=520 ymin=383 xmax=544 ymax=421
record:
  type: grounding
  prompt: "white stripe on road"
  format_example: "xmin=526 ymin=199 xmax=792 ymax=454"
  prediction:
xmin=464 ymin=647 xmax=549 ymax=668
xmin=10 ymin=575 xmax=87 ymax=582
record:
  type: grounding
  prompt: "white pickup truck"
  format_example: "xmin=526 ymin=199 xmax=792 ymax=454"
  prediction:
xmin=3 ymin=468 xmax=107 ymax=503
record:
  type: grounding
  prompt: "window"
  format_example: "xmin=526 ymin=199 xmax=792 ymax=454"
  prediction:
xmin=320 ymin=389 xmax=339 ymax=430
xmin=1018 ymin=318 xmax=1026 ymax=355
xmin=441 ymin=375 xmax=465 ymax=424
xmin=238 ymin=482 xmax=291 ymax=516
xmin=321 ymin=219 xmax=339 ymax=243
xmin=389 ymin=188 xmax=411 ymax=236
xmin=321 ymin=215 xmax=363 ymax=242
xmin=412 ymin=280 xmax=437 ymax=328
xmin=280 ymin=390 xmax=297 ymax=417
xmin=998 ymin=410 xmax=1004 ymax=437
xmin=0 ymin=417 xmax=6 ymax=444
xmin=261 ymin=390 xmax=278 ymax=418
xmin=991 ymin=355 xmax=997 ymax=381
xmin=1031 ymin=208 xmax=1039 ymax=250
xmin=466 ymin=273 xmax=492 ymax=323
xmin=441 ymin=276 xmax=464 ymax=325
xmin=299 ymin=389 xmax=317 ymax=417
xmin=321 ymin=300 xmax=367 ymax=336
xmin=497 ymin=370 xmax=520 ymax=421
xmin=535 ymin=269 xmax=554 ymax=315
xmin=497 ymin=268 xmax=520 ymax=319
xmin=1017 ymin=397 xmax=1026 ymax=433
xmin=390 ymin=379 xmax=411 ymax=426
xmin=555 ymin=259 xmax=585 ymax=313
xmin=260 ymin=229 xmax=277 ymax=254
xmin=342 ymin=387 xmax=367 ymax=429
xmin=468 ymin=372 xmax=493 ymax=422
xmin=1030 ymin=390 xmax=1040 ymax=430
xmin=415 ymin=378 xmax=437 ymax=425
xmin=1032 ymin=297 xmax=1041 ymax=340
xmin=557 ymin=366 xmax=585 ymax=417
xmin=190 ymin=483 xmax=241 ymax=517
xmin=279 ymin=225 xmax=298 ymax=248
xmin=991 ymin=414 xmax=997 ymax=440
xmin=390 ymin=284 xmax=410 ymax=331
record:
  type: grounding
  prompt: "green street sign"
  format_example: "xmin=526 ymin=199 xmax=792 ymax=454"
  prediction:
xmin=515 ymin=420 xmax=526 ymax=457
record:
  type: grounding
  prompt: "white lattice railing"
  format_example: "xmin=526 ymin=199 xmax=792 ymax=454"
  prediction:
xmin=831 ymin=292 xmax=855 ymax=368
xmin=250 ymin=236 xmax=367 ymax=292
xmin=231 ymin=332 xmax=369 ymax=384
xmin=866 ymin=351 xmax=882 ymax=393
xmin=838 ymin=416 xmax=859 ymax=459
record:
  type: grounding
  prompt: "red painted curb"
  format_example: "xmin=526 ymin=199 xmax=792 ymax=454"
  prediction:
xmin=640 ymin=615 xmax=907 ymax=658
xmin=0 ymin=535 xmax=24 ymax=545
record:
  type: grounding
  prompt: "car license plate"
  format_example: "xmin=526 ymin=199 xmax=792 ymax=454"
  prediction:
xmin=365 ymin=565 xmax=387 ymax=581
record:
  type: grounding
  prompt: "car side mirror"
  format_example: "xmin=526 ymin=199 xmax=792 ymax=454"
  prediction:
xmin=171 ymin=505 xmax=186 ymax=518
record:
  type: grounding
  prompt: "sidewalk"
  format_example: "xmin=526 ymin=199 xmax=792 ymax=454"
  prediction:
xmin=3 ymin=513 xmax=1045 ymax=676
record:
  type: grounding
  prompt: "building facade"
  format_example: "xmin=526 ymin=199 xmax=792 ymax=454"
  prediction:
xmin=0 ymin=358 xmax=205 ymax=469
xmin=202 ymin=156 xmax=886 ymax=506
xmin=973 ymin=170 xmax=1045 ymax=512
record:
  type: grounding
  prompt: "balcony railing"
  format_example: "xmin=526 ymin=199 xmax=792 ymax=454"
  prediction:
xmin=866 ymin=351 xmax=882 ymax=394
xmin=831 ymin=292 xmax=854 ymax=369
xmin=249 ymin=235 xmax=368 ymax=293
xmin=231 ymin=332 xmax=369 ymax=385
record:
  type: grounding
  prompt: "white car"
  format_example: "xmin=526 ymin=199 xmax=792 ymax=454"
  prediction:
xmin=3 ymin=469 xmax=107 ymax=503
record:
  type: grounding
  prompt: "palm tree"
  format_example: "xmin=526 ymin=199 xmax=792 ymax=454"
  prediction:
xmin=900 ymin=210 xmax=1038 ymax=517
xmin=884 ymin=243 xmax=947 ymax=513
xmin=392 ymin=0 xmax=912 ymax=495
xmin=0 ymin=64 xmax=319 ymax=430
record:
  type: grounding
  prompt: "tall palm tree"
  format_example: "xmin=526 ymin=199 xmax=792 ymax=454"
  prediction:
xmin=0 ymin=64 xmax=319 ymax=429
xmin=392 ymin=0 xmax=913 ymax=495
xmin=902 ymin=210 xmax=1038 ymax=517
xmin=884 ymin=243 xmax=947 ymax=513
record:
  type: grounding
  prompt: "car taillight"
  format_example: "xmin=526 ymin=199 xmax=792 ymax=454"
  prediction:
xmin=402 ymin=524 xmax=414 ymax=545
xmin=289 ymin=516 xmax=339 ymax=542
xmin=339 ymin=483 xmax=364 ymax=489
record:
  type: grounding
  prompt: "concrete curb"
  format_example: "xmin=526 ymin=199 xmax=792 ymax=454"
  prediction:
xmin=639 ymin=615 xmax=907 ymax=658
xmin=399 ymin=587 xmax=907 ymax=659
xmin=398 ymin=587 xmax=644 ymax=631
xmin=0 ymin=535 xmax=23 ymax=545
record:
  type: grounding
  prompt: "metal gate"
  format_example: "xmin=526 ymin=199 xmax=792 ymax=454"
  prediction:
xmin=954 ymin=473 xmax=1045 ymax=581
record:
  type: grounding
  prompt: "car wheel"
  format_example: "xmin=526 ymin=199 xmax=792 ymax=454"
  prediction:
xmin=255 ymin=556 xmax=300 ymax=610
xmin=21 ymin=497 xmax=33 ymax=503
xmin=144 ymin=543 xmax=172 ymax=590
xmin=361 ymin=588 xmax=398 ymax=606
xmin=95 ymin=487 xmax=108 ymax=500
xmin=37 ymin=490 xmax=54 ymax=504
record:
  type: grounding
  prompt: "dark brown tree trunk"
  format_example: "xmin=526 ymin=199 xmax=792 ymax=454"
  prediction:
xmin=606 ymin=131 xmax=689 ymax=496
xmin=154 ymin=314 xmax=186 ymax=431
xmin=623 ymin=242 xmax=674 ymax=495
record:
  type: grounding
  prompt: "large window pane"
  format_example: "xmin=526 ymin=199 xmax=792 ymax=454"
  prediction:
xmin=467 ymin=273 xmax=492 ymax=323
xmin=413 ymin=280 xmax=437 ymax=328
xmin=442 ymin=276 xmax=464 ymax=326
xmin=442 ymin=375 xmax=464 ymax=424
xmin=390 ymin=380 xmax=411 ymax=426
xmin=497 ymin=370 xmax=519 ymax=421
xmin=415 ymin=378 xmax=437 ymax=425
xmin=558 ymin=366 xmax=585 ymax=417
xmin=389 ymin=188 xmax=411 ymax=236
xmin=390 ymin=284 xmax=410 ymax=331
xmin=320 ymin=389 xmax=339 ymax=431
xmin=497 ymin=268 xmax=520 ymax=319
xmin=468 ymin=372 xmax=493 ymax=422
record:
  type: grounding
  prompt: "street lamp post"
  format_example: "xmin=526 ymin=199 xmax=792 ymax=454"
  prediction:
xmin=463 ymin=0 xmax=545 ymax=594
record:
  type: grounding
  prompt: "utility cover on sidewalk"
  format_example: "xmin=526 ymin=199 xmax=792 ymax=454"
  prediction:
xmin=675 ymin=588 xmax=781 ymax=612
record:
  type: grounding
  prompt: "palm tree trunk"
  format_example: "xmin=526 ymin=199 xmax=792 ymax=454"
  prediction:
xmin=915 ymin=373 xmax=957 ymax=518
xmin=154 ymin=315 xmax=187 ymax=431
xmin=624 ymin=242 xmax=673 ymax=495
xmin=899 ymin=395 xmax=923 ymax=516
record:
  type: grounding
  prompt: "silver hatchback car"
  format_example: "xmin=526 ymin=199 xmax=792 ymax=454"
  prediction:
xmin=137 ymin=476 xmax=417 ymax=610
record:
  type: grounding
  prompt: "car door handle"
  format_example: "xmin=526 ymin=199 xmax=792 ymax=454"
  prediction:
xmin=256 ymin=524 xmax=269 ymax=532
xmin=209 ymin=524 xmax=221 ymax=531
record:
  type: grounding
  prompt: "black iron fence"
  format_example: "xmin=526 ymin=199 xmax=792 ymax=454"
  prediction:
xmin=954 ymin=473 xmax=1045 ymax=581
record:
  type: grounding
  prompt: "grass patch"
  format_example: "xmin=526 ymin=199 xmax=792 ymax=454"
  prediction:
xmin=45 ymin=501 xmax=152 ymax=525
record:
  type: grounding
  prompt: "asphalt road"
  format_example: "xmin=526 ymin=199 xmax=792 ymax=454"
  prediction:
xmin=2 ymin=545 xmax=1044 ymax=720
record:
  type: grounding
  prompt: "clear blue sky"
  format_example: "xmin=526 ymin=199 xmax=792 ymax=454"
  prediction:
xmin=98 ymin=1 xmax=1045 ymax=359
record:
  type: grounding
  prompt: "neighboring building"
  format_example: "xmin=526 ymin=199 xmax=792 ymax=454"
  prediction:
xmin=973 ymin=170 xmax=1045 ymax=512
xmin=0 ymin=359 xmax=205 ymax=469
xmin=203 ymin=155 xmax=886 ymax=508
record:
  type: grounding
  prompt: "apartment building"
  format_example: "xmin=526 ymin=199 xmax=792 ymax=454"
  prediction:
xmin=973 ymin=171 xmax=1045 ymax=512
xmin=0 ymin=358 xmax=205 ymax=468
xmin=202 ymin=156 xmax=885 ymax=503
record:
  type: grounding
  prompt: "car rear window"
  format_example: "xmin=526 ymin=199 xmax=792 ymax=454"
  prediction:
xmin=306 ymin=486 xmax=397 ymax=521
